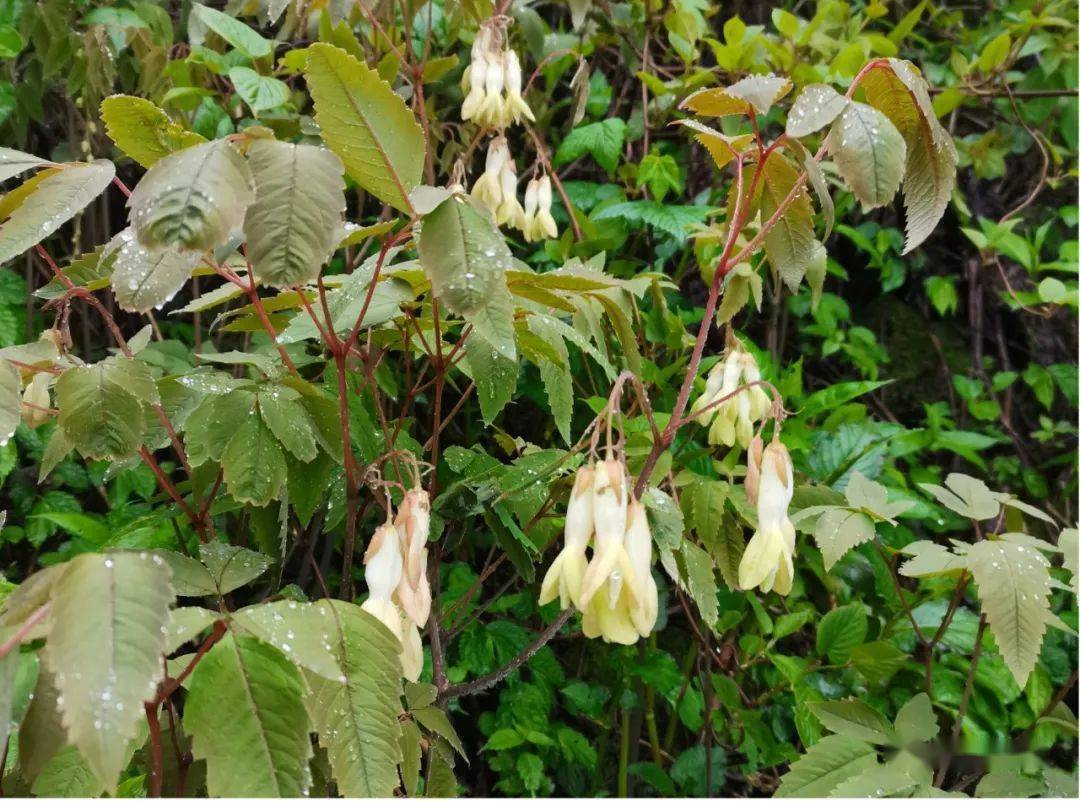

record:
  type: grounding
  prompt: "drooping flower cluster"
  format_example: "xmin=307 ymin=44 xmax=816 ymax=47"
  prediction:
xmin=471 ymin=137 xmax=525 ymax=229
xmin=540 ymin=459 xmax=658 ymax=644
xmin=522 ymin=175 xmax=558 ymax=243
xmin=690 ymin=341 xmax=771 ymax=448
xmin=360 ymin=488 xmax=432 ymax=681
xmin=738 ymin=437 xmax=797 ymax=596
xmin=461 ymin=24 xmax=535 ymax=129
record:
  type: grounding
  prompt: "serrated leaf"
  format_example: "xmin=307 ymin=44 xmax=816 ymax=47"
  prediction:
xmin=185 ymin=633 xmax=313 ymax=796
xmin=809 ymin=698 xmax=895 ymax=745
xmin=673 ymin=119 xmax=753 ymax=172
xmin=0 ymin=646 xmax=36 ymax=741
xmin=687 ymin=481 xmax=743 ymax=589
xmin=775 ymin=735 xmax=879 ymax=797
xmin=1059 ymin=528 xmax=1078 ymax=593
xmin=592 ymin=200 xmax=712 ymax=242
xmin=0 ymin=358 xmax=20 ymax=446
xmin=233 ymin=599 xmax=344 ymax=682
xmin=525 ymin=315 xmax=572 ymax=443
xmin=0 ymin=161 xmax=115 ymax=264
xmin=816 ymin=603 xmax=867 ymax=663
xmin=862 ymin=59 xmax=957 ymax=253
xmin=413 ymin=706 xmax=468 ymax=760
xmin=222 ymin=413 xmax=288 ymax=505
xmin=813 ymin=508 xmax=875 ymax=570
xmin=464 ymin=332 xmax=518 ymax=424
xmin=419 ymin=196 xmax=516 ymax=361
xmin=919 ymin=472 xmax=1000 ymax=520
xmin=100 ymin=95 xmax=205 ymax=168
xmin=305 ymin=602 xmax=403 ymax=797
xmin=128 ymin=139 xmax=255 ymax=252
xmin=163 ymin=606 xmax=219 ymax=653
xmin=849 ymin=641 xmax=908 ymax=684
xmin=19 ymin=665 xmax=67 ymax=783
xmin=243 ymin=140 xmax=345 ymax=287
xmin=786 ymin=84 xmax=849 ymax=137
xmin=679 ymin=86 xmax=751 ymax=117
xmin=761 ymin=151 xmax=816 ymax=291
xmin=229 ymin=66 xmax=290 ymax=114
xmin=676 ymin=540 xmax=719 ymax=629
xmin=183 ymin=389 xmax=257 ymax=466
xmin=107 ymin=227 xmax=202 ymax=312
xmin=893 ymin=693 xmax=938 ymax=745
xmin=827 ymin=101 xmax=906 ymax=208
xmin=191 ymin=3 xmax=272 ymax=59
xmin=304 ymin=43 xmax=424 ymax=212
xmin=899 ymin=540 xmax=967 ymax=577
xmin=199 ymin=540 xmax=273 ymax=594
xmin=43 ymin=552 xmax=175 ymax=792
xmin=55 ymin=357 xmax=158 ymax=460
xmin=967 ymin=538 xmax=1052 ymax=685
xmin=553 ymin=118 xmax=626 ymax=174
xmin=258 ymin=386 xmax=319 ymax=462
xmin=724 ymin=73 xmax=793 ymax=114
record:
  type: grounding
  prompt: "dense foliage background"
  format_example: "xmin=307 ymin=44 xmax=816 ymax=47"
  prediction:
xmin=0 ymin=0 xmax=1076 ymax=797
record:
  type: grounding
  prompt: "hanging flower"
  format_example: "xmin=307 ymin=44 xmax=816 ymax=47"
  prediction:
xmin=624 ymin=498 xmax=658 ymax=637
xmin=738 ymin=437 xmax=796 ymax=595
xmin=580 ymin=579 xmax=640 ymax=644
xmin=503 ymin=50 xmax=535 ymax=125
xmin=20 ymin=372 xmax=51 ymax=429
xmin=540 ymin=465 xmax=594 ymax=609
xmin=460 ymin=22 xmax=534 ymax=129
xmin=395 ymin=489 xmax=432 ymax=628
xmin=522 ymin=175 xmax=558 ymax=242
xmin=691 ymin=341 xmax=772 ymax=448
xmin=471 ymin=137 xmax=524 ymax=230
xmin=360 ymin=522 xmax=405 ymax=638
xmin=578 ymin=457 xmax=632 ymax=606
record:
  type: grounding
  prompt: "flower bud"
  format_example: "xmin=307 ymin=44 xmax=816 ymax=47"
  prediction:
xmin=20 ymin=372 xmax=51 ymax=429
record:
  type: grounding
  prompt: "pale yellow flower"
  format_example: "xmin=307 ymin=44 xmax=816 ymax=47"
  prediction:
xmin=540 ymin=465 xmax=594 ymax=609
xmin=738 ymin=439 xmax=796 ymax=595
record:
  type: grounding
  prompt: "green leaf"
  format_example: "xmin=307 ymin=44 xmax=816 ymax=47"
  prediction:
xmin=967 ymin=538 xmax=1052 ymax=685
xmin=258 ymin=387 xmax=319 ymax=463
xmin=243 ymin=140 xmax=345 ymax=287
xmin=554 ymin=119 xmax=627 ymax=174
xmin=100 ymin=95 xmax=205 ymax=168
xmin=676 ymin=541 xmax=719 ymax=629
xmin=761 ymin=151 xmax=817 ymax=291
xmin=0 ymin=647 xmax=36 ymax=741
xmin=687 ymin=481 xmax=743 ymax=590
xmin=0 ymin=161 xmax=115 ymax=265
xmin=55 ymin=357 xmax=158 ymax=460
xmin=811 ymin=508 xmax=875 ymax=570
xmin=107 ymin=228 xmax=201 ymax=312
xmin=185 ymin=633 xmax=313 ymax=796
xmin=525 ymin=315 xmax=573 ymax=442
xmin=228 ymin=67 xmax=290 ymax=114
xmin=413 ymin=706 xmax=468 ymax=760
xmin=304 ymin=43 xmax=425 ymax=213
xmin=199 ymin=540 xmax=273 ymax=594
xmin=304 ymin=603 xmax=403 ymax=797
xmin=899 ymin=540 xmax=967 ymax=577
xmin=465 ymin=332 xmax=518 ymax=424
xmin=893 ymin=693 xmax=939 ymax=746
xmin=222 ymin=413 xmax=288 ymax=505
xmin=1059 ymin=528 xmax=1078 ymax=593
xmin=786 ymin=84 xmax=849 ymax=138
xmin=918 ymin=472 xmax=1000 ymax=520
xmin=183 ymin=390 xmax=257 ymax=467
xmin=0 ymin=146 xmax=50 ymax=183
xmin=191 ymin=3 xmax=272 ymax=59
xmin=862 ymin=59 xmax=957 ymax=253
xmin=827 ymin=101 xmax=906 ymax=209
xmin=592 ymin=200 xmax=712 ymax=242
xmin=0 ymin=358 xmax=20 ymax=444
xmin=724 ymin=73 xmax=793 ymax=114
xmin=816 ymin=603 xmax=867 ymax=663
xmin=775 ymin=735 xmax=879 ymax=797
xmin=850 ymin=641 xmax=908 ymax=684
xmin=128 ymin=139 xmax=255 ymax=252
xmin=809 ymin=698 xmax=895 ymax=745
xmin=232 ymin=599 xmax=344 ymax=682
xmin=418 ymin=196 xmax=516 ymax=361
xmin=43 ymin=552 xmax=175 ymax=792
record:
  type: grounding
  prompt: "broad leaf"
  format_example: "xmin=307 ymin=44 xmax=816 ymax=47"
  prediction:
xmin=893 ymin=693 xmax=938 ymax=746
xmin=464 ymin=332 xmax=518 ymax=423
xmin=43 ymin=551 xmax=175 ymax=792
xmin=967 ymin=538 xmax=1052 ymax=684
xmin=809 ymin=698 xmax=895 ymax=745
xmin=918 ymin=472 xmax=1000 ymax=520
xmin=243 ymin=140 xmax=345 ymax=287
xmin=812 ymin=508 xmax=875 ymax=570
xmin=232 ymin=600 xmax=345 ymax=682
xmin=55 ymin=357 xmax=158 ymax=460
xmin=816 ymin=603 xmax=867 ymax=663
xmin=0 ymin=161 xmax=115 ymax=264
xmin=786 ymin=84 xmax=848 ymax=137
xmin=199 ymin=540 xmax=273 ymax=594
xmin=0 ymin=358 xmax=20 ymax=446
xmin=100 ymin=95 xmax=205 ymax=168
xmin=419 ymin=196 xmax=516 ymax=360
xmin=724 ymin=73 xmax=793 ymax=114
xmin=191 ymin=3 xmax=272 ymax=59
xmin=760 ymin=151 xmax=817 ymax=291
xmin=185 ymin=633 xmax=313 ymax=796
xmin=554 ymin=119 xmax=627 ymax=174
xmin=304 ymin=43 xmax=425 ymax=212
xmin=221 ymin=413 xmax=288 ymax=506
xmin=775 ymin=735 xmax=878 ymax=797
xmin=305 ymin=602 xmax=404 ymax=797
xmin=228 ymin=67 xmax=290 ymax=114
xmin=0 ymin=146 xmax=50 ymax=182
xmin=899 ymin=540 xmax=966 ymax=577
xmin=686 ymin=481 xmax=742 ymax=589
xmin=107 ymin=227 xmax=202 ymax=312
xmin=258 ymin=386 xmax=319 ymax=462
xmin=128 ymin=139 xmax=255 ymax=252
xmin=827 ymin=101 xmax=906 ymax=209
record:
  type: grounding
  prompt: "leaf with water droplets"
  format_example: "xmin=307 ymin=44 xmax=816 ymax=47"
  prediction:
xmin=19 ymin=666 xmax=69 ymax=784
xmin=222 ymin=413 xmax=288 ymax=506
xmin=419 ymin=196 xmax=517 ymax=362
xmin=163 ymin=607 xmax=219 ymax=654
xmin=0 ymin=160 xmax=115 ymax=265
xmin=0 ymin=146 xmax=51 ymax=183
xmin=862 ymin=59 xmax=957 ymax=253
xmin=0 ymin=645 xmax=37 ymax=744
xmin=199 ymin=540 xmax=273 ymax=594
xmin=0 ymin=358 xmax=20 ymax=447
xmin=100 ymin=95 xmax=205 ymax=168
xmin=185 ymin=633 xmax=313 ymax=796
xmin=233 ymin=599 xmax=345 ymax=682
xmin=127 ymin=139 xmax=254 ymax=253
xmin=786 ymin=84 xmax=849 ymax=138
xmin=258 ymin=386 xmax=319 ymax=463
xmin=679 ymin=87 xmax=751 ymax=117
xmin=463 ymin=330 xmax=518 ymax=424
xmin=304 ymin=602 xmax=403 ymax=797
xmin=672 ymin=119 xmax=753 ymax=171
xmin=760 ymin=151 xmax=817 ymax=292
xmin=55 ymin=356 xmax=159 ymax=461
xmin=42 ymin=551 xmax=175 ymax=793
xmin=243 ymin=140 xmax=345 ymax=287
xmin=107 ymin=227 xmax=202 ymax=312
xmin=827 ymin=101 xmax=906 ymax=209
xmin=967 ymin=538 xmax=1052 ymax=685
xmin=182 ymin=389 xmax=256 ymax=467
